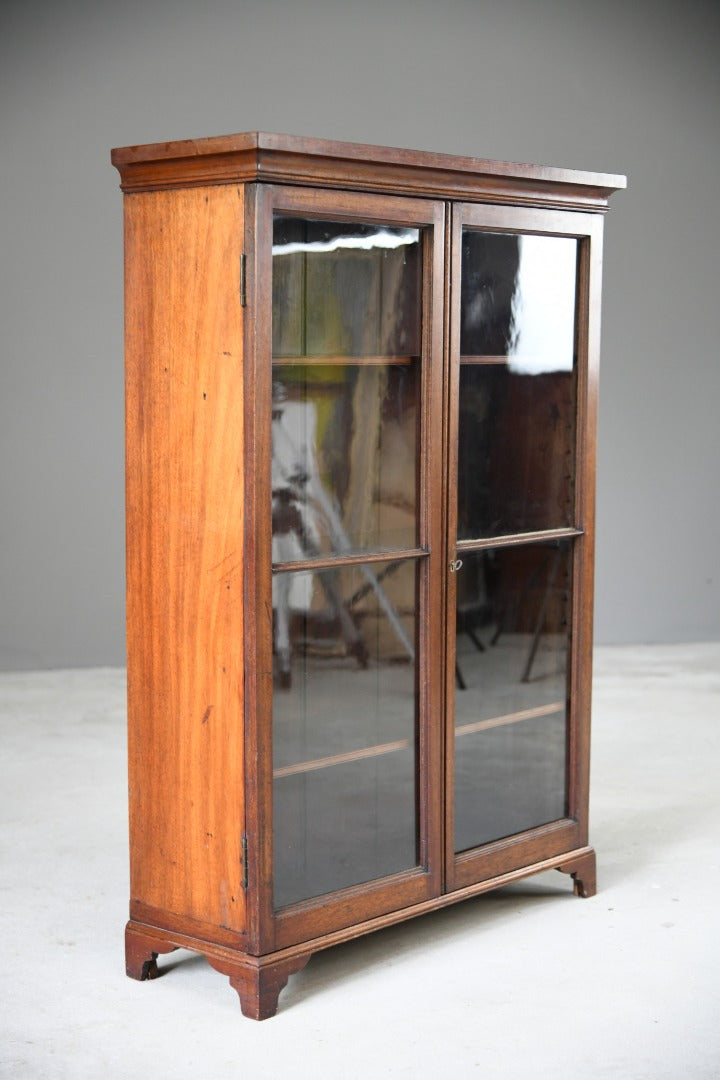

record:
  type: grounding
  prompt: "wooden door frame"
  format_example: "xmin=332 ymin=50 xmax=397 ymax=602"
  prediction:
xmin=444 ymin=202 xmax=605 ymax=891
xmin=243 ymin=183 xmax=447 ymax=952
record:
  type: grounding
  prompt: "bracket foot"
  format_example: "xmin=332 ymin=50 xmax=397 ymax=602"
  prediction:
xmin=557 ymin=848 xmax=596 ymax=898
xmin=208 ymin=953 xmax=311 ymax=1020
xmin=125 ymin=922 xmax=178 ymax=980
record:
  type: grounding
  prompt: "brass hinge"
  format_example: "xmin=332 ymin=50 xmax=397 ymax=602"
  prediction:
xmin=239 ymin=254 xmax=247 ymax=307
xmin=241 ymin=833 xmax=248 ymax=890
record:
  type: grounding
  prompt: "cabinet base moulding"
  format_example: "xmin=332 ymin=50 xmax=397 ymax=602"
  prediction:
xmin=125 ymin=846 xmax=596 ymax=1018
xmin=125 ymin=921 xmax=309 ymax=1020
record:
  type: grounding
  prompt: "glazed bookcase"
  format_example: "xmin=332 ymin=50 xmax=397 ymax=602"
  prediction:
xmin=112 ymin=133 xmax=625 ymax=1019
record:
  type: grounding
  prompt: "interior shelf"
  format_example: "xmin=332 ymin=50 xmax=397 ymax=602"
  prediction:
xmin=272 ymin=355 xmax=417 ymax=366
xmin=273 ymin=701 xmax=565 ymax=780
xmin=455 ymin=527 xmax=582 ymax=552
xmin=273 ymin=738 xmax=411 ymax=780
xmin=272 ymin=547 xmax=426 ymax=574
xmin=455 ymin=700 xmax=564 ymax=738
xmin=459 ymin=354 xmax=514 ymax=365
xmin=460 ymin=355 xmax=579 ymax=370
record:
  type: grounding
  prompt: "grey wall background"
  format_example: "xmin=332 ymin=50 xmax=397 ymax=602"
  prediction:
xmin=1 ymin=0 xmax=718 ymax=671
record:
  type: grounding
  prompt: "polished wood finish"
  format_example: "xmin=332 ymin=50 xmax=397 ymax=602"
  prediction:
xmin=124 ymin=843 xmax=595 ymax=1007
xmin=111 ymin=131 xmax=625 ymax=211
xmin=207 ymin=952 xmax=311 ymax=1021
xmin=124 ymin=184 xmax=247 ymax=936
xmin=558 ymin=848 xmax=597 ymax=898
xmin=125 ymin=919 xmax=308 ymax=1019
xmin=125 ymin=924 xmax=178 ymax=981
xmin=115 ymin=133 xmax=624 ymax=1020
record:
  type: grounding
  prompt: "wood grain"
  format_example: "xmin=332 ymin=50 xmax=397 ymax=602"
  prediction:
xmin=124 ymin=183 xmax=246 ymax=933
xmin=124 ymin=843 xmax=595 ymax=1011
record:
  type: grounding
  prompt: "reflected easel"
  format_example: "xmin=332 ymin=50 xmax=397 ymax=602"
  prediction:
xmin=271 ymin=391 xmax=413 ymax=688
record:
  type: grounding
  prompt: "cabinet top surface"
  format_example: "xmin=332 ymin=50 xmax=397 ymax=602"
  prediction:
xmin=111 ymin=131 xmax=626 ymax=208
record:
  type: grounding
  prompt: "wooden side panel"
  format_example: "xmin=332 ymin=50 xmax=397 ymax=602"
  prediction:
xmin=124 ymin=184 xmax=247 ymax=935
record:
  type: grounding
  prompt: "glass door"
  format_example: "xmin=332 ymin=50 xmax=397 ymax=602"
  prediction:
xmin=445 ymin=203 xmax=602 ymax=890
xmin=247 ymin=185 xmax=445 ymax=949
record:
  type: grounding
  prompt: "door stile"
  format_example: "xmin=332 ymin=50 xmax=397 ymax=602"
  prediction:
xmin=437 ymin=199 xmax=454 ymax=895
xmin=443 ymin=203 xmax=464 ymax=892
xmin=417 ymin=200 xmax=446 ymax=897
xmin=567 ymin=215 xmax=604 ymax=839
xmin=243 ymin=183 xmax=276 ymax=954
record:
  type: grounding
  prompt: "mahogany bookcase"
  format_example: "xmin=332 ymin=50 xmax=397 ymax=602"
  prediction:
xmin=112 ymin=133 xmax=625 ymax=1019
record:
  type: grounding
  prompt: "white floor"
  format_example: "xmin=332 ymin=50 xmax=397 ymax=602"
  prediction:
xmin=1 ymin=644 xmax=718 ymax=1079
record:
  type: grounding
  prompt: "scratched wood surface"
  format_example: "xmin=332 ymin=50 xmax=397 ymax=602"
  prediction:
xmin=124 ymin=183 xmax=247 ymax=935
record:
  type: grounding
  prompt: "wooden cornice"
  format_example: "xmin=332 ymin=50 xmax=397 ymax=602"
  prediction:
xmin=111 ymin=131 xmax=627 ymax=211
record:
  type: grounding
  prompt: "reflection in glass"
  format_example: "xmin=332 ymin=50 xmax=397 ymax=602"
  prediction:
xmin=272 ymin=561 xmax=419 ymax=908
xmin=460 ymin=232 xmax=577 ymax=371
xmin=272 ymin=217 xmax=421 ymax=559
xmin=272 ymin=363 xmax=418 ymax=559
xmin=273 ymin=217 xmax=421 ymax=358
xmin=453 ymin=543 xmax=571 ymax=852
xmin=458 ymin=231 xmax=578 ymax=539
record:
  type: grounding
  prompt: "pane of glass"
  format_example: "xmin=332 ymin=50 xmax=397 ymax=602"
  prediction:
xmin=458 ymin=231 xmax=578 ymax=538
xmin=273 ymin=217 xmax=421 ymax=359
xmin=272 ymin=560 xmax=419 ymax=908
xmin=453 ymin=542 xmax=571 ymax=853
xmin=272 ymin=215 xmax=422 ymax=558
xmin=272 ymin=361 xmax=418 ymax=558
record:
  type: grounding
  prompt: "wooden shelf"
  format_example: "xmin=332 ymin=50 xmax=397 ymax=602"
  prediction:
xmin=456 ymin=527 xmax=582 ymax=553
xmin=459 ymin=354 xmax=575 ymax=369
xmin=460 ymin=354 xmax=510 ymax=365
xmin=455 ymin=701 xmax=564 ymax=737
xmin=272 ymin=355 xmax=417 ymax=366
xmin=274 ymin=701 xmax=564 ymax=780
xmin=272 ymin=547 xmax=426 ymax=574
xmin=273 ymin=738 xmax=412 ymax=779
